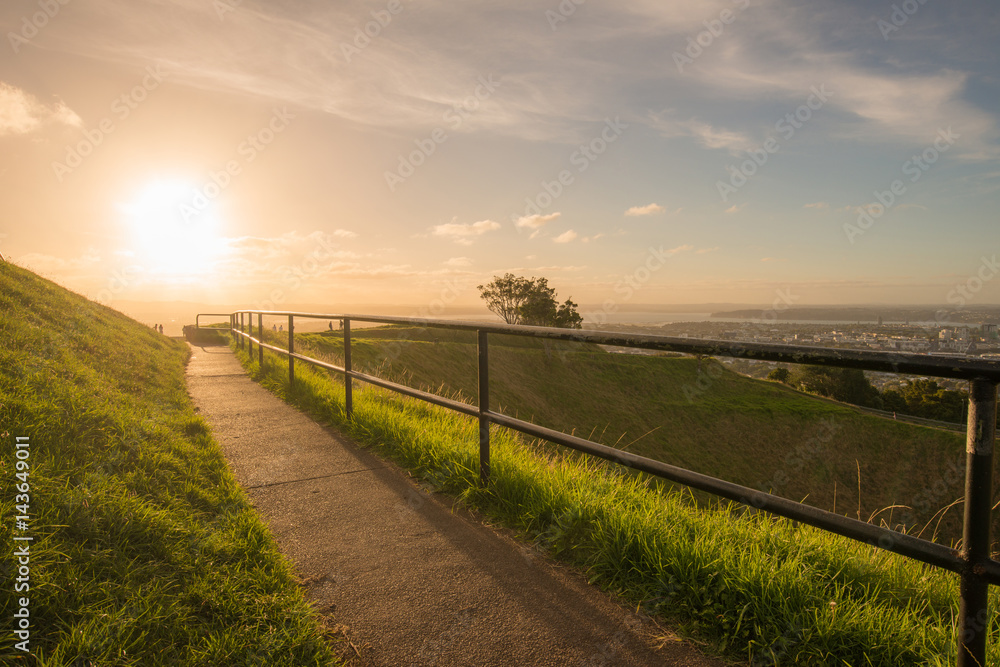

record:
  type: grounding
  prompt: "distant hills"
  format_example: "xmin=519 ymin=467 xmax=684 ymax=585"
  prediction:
xmin=711 ymin=305 xmax=1000 ymax=324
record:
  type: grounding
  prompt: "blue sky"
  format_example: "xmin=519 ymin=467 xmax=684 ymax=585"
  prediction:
xmin=1 ymin=0 xmax=998 ymax=313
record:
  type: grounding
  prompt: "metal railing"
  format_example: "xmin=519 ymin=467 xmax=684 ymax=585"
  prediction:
xmin=199 ymin=310 xmax=1000 ymax=666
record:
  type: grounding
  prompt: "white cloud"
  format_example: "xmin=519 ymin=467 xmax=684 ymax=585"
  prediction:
xmin=647 ymin=112 xmax=756 ymax=155
xmin=332 ymin=228 xmax=358 ymax=238
xmin=444 ymin=256 xmax=472 ymax=267
xmin=803 ymin=202 xmax=828 ymax=209
xmin=624 ymin=203 xmax=665 ymax=217
xmin=553 ymin=230 xmax=577 ymax=243
xmin=669 ymin=244 xmax=694 ymax=254
xmin=581 ymin=233 xmax=605 ymax=243
xmin=724 ymin=203 xmax=747 ymax=214
xmin=432 ymin=219 xmax=501 ymax=245
xmin=514 ymin=212 xmax=561 ymax=230
xmin=0 ymin=82 xmax=82 ymax=136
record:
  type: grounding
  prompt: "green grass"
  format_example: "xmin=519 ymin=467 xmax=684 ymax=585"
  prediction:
xmin=292 ymin=327 xmax=976 ymax=544
xmin=0 ymin=263 xmax=338 ymax=666
xmin=238 ymin=327 xmax=999 ymax=665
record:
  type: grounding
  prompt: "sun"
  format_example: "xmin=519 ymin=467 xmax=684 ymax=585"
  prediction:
xmin=118 ymin=180 xmax=225 ymax=277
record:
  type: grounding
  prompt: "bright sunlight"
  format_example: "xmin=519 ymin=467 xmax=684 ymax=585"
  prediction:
xmin=118 ymin=180 xmax=225 ymax=278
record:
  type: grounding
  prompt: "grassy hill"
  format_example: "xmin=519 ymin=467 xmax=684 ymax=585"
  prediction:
xmin=291 ymin=326 xmax=975 ymax=544
xmin=0 ymin=263 xmax=338 ymax=665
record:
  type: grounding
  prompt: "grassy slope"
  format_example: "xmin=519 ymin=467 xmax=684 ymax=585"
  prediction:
xmin=240 ymin=330 xmax=999 ymax=666
xmin=294 ymin=327 xmax=975 ymax=544
xmin=0 ymin=263 xmax=337 ymax=666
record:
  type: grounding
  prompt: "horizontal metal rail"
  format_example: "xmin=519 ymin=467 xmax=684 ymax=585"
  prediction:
xmin=227 ymin=310 xmax=1000 ymax=382
xmin=208 ymin=309 xmax=1000 ymax=666
xmin=485 ymin=410 xmax=974 ymax=578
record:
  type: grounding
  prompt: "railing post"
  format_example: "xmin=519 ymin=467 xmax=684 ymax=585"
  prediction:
xmin=288 ymin=315 xmax=295 ymax=387
xmin=344 ymin=318 xmax=353 ymax=418
xmin=957 ymin=378 xmax=997 ymax=667
xmin=247 ymin=313 xmax=253 ymax=357
xmin=258 ymin=313 xmax=264 ymax=366
xmin=478 ymin=329 xmax=490 ymax=485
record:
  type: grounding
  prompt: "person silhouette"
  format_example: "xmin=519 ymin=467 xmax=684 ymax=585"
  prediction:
xmin=158 ymin=324 xmax=163 ymax=334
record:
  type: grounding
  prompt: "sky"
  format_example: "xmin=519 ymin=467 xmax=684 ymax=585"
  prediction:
xmin=1 ymin=0 xmax=999 ymax=321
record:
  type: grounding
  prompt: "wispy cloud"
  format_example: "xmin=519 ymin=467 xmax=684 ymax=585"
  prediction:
xmin=432 ymin=219 xmax=501 ymax=245
xmin=624 ymin=203 xmax=665 ymax=216
xmin=552 ymin=229 xmax=577 ymax=243
xmin=515 ymin=212 xmax=561 ymax=229
xmin=647 ymin=112 xmax=757 ymax=155
xmin=724 ymin=203 xmax=747 ymax=214
xmin=515 ymin=212 xmax=561 ymax=239
xmin=27 ymin=0 xmax=999 ymax=153
xmin=0 ymin=82 xmax=81 ymax=136
xmin=803 ymin=202 xmax=828 ymax=209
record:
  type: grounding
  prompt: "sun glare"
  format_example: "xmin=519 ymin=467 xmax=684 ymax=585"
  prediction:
xmin=118 ymin=180 xmax=225 ymax=277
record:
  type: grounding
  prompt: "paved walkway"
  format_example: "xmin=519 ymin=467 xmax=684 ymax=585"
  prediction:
xmin=185 ymin=344 xmax=724 ymax=666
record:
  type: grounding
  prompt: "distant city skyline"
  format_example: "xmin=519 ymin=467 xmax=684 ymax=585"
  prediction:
xmin=1 ymin=0 xmax=999 ymax=314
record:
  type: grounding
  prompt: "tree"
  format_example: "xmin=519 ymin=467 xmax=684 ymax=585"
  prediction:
xmin=883 ymin=379 xmax=968 ymax=423
xmin=767 ymin=368 xmax=791 ymax=383
xmin=795 ymin=365 xmax=881 ymax=408
xmin=553 ymin=298 xmax=583 ymax=329
xmin=477 ymin=274 xmax=582 ymax=328
xmin=477 ymin=273 xmax=535 ymax=325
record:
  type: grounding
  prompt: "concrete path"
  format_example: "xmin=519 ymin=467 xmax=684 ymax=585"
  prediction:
xmin=185 ymin=344 xmax=725 ymax=667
